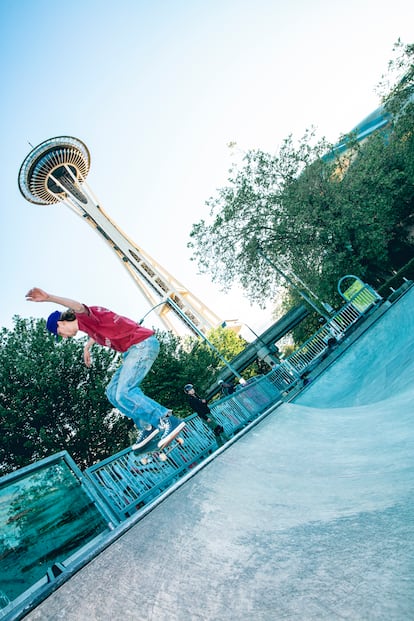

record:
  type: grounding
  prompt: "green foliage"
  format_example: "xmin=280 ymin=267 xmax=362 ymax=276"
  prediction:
xmin=206 ymin=326 xmax=262 ymax=379
xmin=141 ymin=327 xmax=249 ymax=415
xmin=378 ymin=40 xmax=414 ymax=113
xmin=188 ymin=131 xmax=332 ymax=307
xmin=0 ymin=319 xmax=257 ymax=474
xmin=188 ymin=44 xmax=414 ymax=326
xmin=0 ymin=316 xmax=130 ymax=474
xmin=206 ymin=326 xmax=247 ymax=359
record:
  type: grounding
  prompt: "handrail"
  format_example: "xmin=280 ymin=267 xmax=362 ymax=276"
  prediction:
xmin=84 ymin=377 xmax=281 ymax=520
xmin=266 ymin=282 xmax=382 ymax=392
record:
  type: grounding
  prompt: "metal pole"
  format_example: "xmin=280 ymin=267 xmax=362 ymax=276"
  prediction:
xmin=242 ymin=323 xmax=265 ymax=344
xmin=257 ymin=247 xmax=331 ymax=321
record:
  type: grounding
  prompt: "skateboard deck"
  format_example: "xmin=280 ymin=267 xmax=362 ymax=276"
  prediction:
xmin=137 ymin=435 xmax=184 ymax=465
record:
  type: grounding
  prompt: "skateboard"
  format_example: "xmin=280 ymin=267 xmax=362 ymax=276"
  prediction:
xmin=133 ymin=435 xmax=185 ymax=465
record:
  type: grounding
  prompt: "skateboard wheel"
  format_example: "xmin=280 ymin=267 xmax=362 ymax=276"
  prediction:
xmin=177 ymin=437 xmax=184 ymax=446
xmin=140 ymin=458 xmax=148 ymax=465
xmin=159 ymin=453 xmax=168 ymax=462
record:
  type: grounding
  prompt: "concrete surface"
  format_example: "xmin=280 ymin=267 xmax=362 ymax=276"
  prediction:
xmin=24 ymin=288 xmax=414 ymax=621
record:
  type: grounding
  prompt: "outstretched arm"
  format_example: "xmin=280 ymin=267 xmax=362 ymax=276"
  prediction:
xmin=25 ymin=287 xmax=87 ymax=314
xmin=83 ymin=337 xmax=96 ymax=367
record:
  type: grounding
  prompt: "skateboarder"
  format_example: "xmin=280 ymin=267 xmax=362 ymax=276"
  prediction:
xmin=25 ymin=287 xmax=185 ymax=450
xmin=184 ymin=384 xmax=224 ymax=437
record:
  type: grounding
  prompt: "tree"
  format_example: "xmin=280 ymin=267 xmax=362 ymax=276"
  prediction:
xmin=377 ymin=39 xmax=414 ymax=114
xmin=141 ymin=327 xmax=250 ymax=415
xmin=188 ymin=133 xmax=330 ymax=307
xmin=188 ymin=44 xmax=414 ymax=318
xmin=0 ymin=318 xmax=255 ymax=474
xmin=206 ymin=325 xmax=247 ymax=359
xmin=0 ymin=316 xmax=130 ymax=474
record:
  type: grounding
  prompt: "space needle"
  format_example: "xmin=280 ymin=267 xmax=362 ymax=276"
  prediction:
xmin=18 ymin=136 xmax=221 ymax=336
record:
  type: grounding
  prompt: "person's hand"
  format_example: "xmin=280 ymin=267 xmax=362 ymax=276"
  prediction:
xmin=83 ymin=347 xmax=92 ymax=368
xmin=26 ymin=287 xmax=49 ymax=303
xmin=83 ymin=338 xmax=95 ymax=367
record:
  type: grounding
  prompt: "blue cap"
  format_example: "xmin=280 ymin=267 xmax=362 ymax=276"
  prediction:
xmin=46 ymin=310 xmax=61 ymax=336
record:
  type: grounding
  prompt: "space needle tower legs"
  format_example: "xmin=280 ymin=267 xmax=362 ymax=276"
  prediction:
xmin=18 ymin=136 xmax=221 ymax=336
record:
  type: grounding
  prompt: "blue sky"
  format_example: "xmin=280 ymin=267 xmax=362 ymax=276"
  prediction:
xmin=1 ymin=0 xmax=413 ymax=337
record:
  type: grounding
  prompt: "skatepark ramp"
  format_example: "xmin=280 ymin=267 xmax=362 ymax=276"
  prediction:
xmin=0 ymin=378 xmax=282 ymax=620
xmin=2 ymin=282 xmax=413 ymax=620
xmin=19 ymin=283 xmax=414 ymax=620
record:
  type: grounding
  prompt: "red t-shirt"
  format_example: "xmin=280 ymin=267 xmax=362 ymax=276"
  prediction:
xmin=76 ymin=305 xmax=154 ymax=353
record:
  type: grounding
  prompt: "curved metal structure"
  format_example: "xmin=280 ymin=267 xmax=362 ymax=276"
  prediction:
xmin=18 ymin=136 xmax=221 ymax=336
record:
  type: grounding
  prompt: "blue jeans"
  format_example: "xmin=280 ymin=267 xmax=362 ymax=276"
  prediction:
xmin=105 ymin=336 xmax=169 ymax=429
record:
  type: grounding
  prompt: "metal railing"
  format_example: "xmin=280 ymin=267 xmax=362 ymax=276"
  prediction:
xmin=85 ymin=376 xmax=282 ymax=521
xmin=210 ymin=375 xmax=281 ymax=434
xmin=267 ymin=282 xmax=382 ymax=392
xmin=84 ymin=414 xmax=216 ymax=521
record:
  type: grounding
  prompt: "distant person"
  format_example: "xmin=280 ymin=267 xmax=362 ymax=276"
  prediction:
xmin=184 ymin=384 xmax=224 ymax=438
xmin=218 ymin=379 xmax=235 ymax=396
xmin=25 ymin=287 xmax=185 ymax=451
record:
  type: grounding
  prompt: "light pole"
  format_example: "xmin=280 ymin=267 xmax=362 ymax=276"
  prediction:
xmin=138 ymin=301 xmax=169 ymax=326
xmin=140 ymin=298 xmax=245 ymax=382
xmin=256 ymin=246 xmax=333 ymax=321
xmin=222 ymin=320 xmax=280 ymax=368
xmin=244 ymin=323 xmax=280 ymax=354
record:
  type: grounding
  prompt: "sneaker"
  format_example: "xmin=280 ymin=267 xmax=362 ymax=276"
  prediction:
xmin=157 ymin=414 xmax=186 ymax=449
xmin=131 ymin=426 xmax=159 ymax=450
